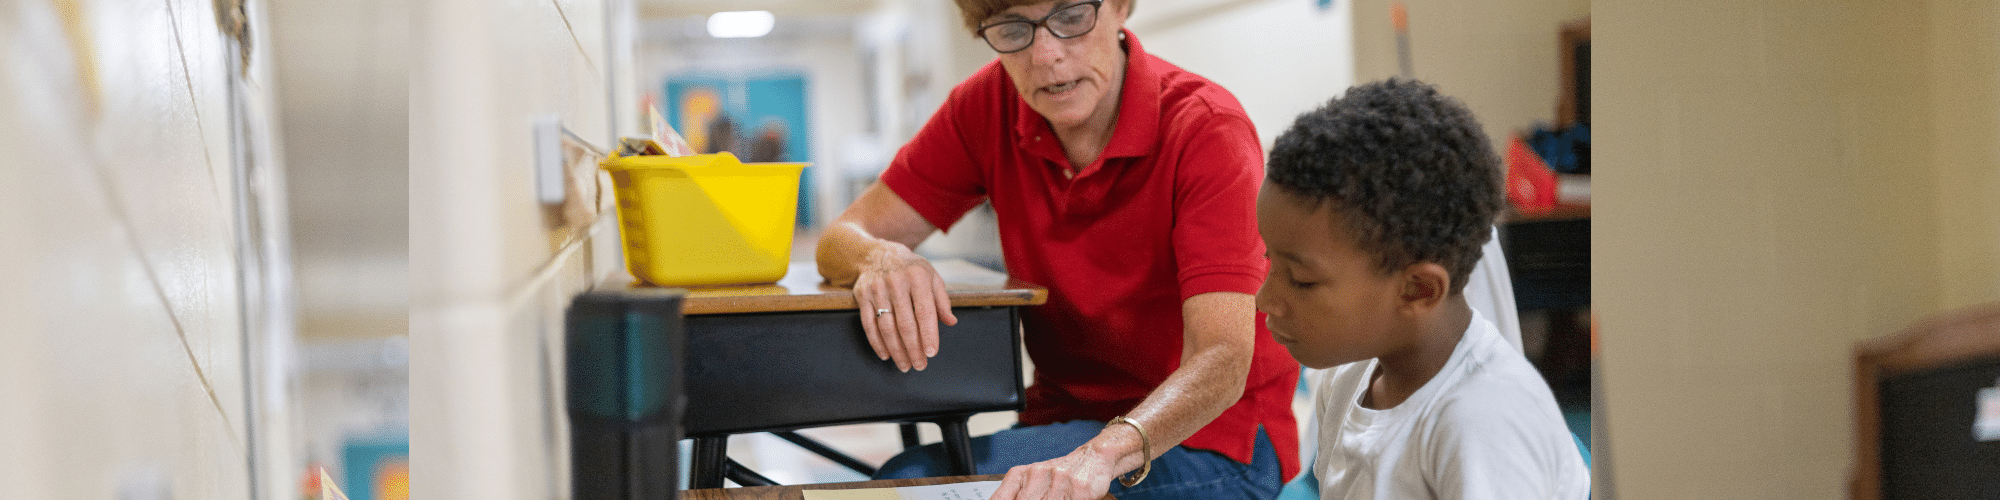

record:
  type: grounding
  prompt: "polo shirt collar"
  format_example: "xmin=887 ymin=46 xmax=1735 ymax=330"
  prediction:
xmin=1012 ymin=28 xmax=1161 ymax=164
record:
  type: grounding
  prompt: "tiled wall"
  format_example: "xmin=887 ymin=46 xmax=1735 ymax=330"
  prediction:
xmin=0 ymin=0 xmax=295 ymax=498
xmin=408 ymin=0 xmax=634 ymax=498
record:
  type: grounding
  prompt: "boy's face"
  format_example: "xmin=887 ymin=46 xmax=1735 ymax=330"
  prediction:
xmin=1255 ymin=183 xmax=1408 ymax=369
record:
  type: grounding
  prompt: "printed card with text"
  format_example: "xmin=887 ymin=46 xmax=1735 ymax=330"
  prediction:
xmin=802 ymin=480 xmax=1000 ymax=500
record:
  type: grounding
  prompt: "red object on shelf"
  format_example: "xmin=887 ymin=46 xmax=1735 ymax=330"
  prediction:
xmin=1505 ymin=135 xmax=1558 ymax=214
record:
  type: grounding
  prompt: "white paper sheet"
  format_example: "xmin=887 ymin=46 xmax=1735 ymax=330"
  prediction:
xmin=893 ymin=481 xmax=1001 ymax=500
xmin=801 ymin=480 xmax=1001 ymax=500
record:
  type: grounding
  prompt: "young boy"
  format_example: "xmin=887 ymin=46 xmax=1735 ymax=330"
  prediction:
xmin=1256 ymin=79 xmax=1589 ymax=499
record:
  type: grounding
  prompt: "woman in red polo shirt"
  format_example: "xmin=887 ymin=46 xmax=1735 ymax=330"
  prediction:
xmin=816 ymin=1 xmax=1297 ymax=499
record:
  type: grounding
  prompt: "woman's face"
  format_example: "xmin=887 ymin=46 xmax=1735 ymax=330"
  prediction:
xmin=985 ymin=0 xmax=1128 ymax=133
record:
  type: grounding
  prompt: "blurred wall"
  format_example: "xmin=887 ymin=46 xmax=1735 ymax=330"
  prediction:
xmin=1927 ymin=1 xmax=2000 ymax=310
xmin=409 ymin=0 xmax=636 ymax=498
xmin=0 ymin=0 xmax=297 ymax=498
xmin=1132 ymin=0 xmax=1356 ymax=150
xmin=637 ymin=13 xmax=873 ymax=233
xmin=269 ymin=0 xmax=408 ymax=341
xmin=1350 ymin=0 xmax=1589 ymax=154
xmin=1596 ymin=0 xmax=2000 ymax=497
xmin=266 ymin=0 xmax=414 ymax=492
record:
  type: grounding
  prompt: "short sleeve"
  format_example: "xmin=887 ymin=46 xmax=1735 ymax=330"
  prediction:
xmin=1170 ymin=111 xmax=1267 ymax=300
xmin=1425 ymin=385 xmax=1583 ymax=500
xmin=878 ymin=78 xmax=993 ymax=233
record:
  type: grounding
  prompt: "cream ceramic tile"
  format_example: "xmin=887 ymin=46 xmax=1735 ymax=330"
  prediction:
xmin=409 ymin=0 xmax=629 ymax=488
xmin=1 ymin=0 xmax=276 ymax=498
xmin=412 ymin=300 xmax=522 ymax=500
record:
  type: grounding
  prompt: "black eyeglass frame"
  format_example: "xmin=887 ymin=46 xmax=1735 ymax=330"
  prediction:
xmin=975 ymin=1 xmax=1105 ymax=54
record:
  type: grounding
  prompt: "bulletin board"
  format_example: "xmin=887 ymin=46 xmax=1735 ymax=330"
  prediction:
xmin=665 ymin=73 xmax=814 ymax=226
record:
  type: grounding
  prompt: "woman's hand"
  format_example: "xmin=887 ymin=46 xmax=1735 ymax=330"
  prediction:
xmin=988 ymin=445 xmax=1121 ymax=500
xmin=816 ymin=181 xmax=957 ymax=372
xmin=852 ymin=245 xmax=957 ymax=372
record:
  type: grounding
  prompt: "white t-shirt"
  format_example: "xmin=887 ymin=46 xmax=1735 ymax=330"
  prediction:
xmin=1463 ymin=227 xmax=1522 ymax=352
xmin=1313 ymin=311 xmax=1589 ymax=500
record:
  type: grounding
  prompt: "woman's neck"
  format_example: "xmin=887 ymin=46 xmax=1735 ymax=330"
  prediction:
xmin=1054 ymin=119 xmax=1115 ymax=171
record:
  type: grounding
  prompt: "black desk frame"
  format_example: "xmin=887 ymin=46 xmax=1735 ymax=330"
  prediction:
xmin=682 ymin=306 xmax=1026 ymax=488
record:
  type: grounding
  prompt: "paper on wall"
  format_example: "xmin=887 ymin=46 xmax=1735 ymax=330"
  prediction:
xmin=317 ymin=467 xmax=352 ymax=500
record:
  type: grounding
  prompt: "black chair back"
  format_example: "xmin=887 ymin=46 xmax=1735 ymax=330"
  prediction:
xmin=682 ymin=306 xmax=1024 ymax=436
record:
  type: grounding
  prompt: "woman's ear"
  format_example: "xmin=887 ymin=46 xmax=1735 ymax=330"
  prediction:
xmin=1398 ymin=262 xmax=1452 ymax=314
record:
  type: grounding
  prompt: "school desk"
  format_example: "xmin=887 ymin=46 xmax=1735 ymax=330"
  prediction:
xmin=629 ymin=259 xmax=1047 ymax=489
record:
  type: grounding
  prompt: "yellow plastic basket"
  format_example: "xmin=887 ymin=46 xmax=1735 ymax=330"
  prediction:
xmin=601 ymin=152 xmax=808 ymax=287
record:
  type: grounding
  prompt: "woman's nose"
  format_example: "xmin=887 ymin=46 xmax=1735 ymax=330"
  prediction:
xmin=1025 ymin=27 xmax=1066 ymax=64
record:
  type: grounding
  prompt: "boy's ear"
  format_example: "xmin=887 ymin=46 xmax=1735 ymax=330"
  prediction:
xmin=1398 ymin=262 xmax=1452 ymax=314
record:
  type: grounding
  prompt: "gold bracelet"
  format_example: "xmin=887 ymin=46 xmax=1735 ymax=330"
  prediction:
xmin=1109 ymin=415 xmax=1152 ymax=487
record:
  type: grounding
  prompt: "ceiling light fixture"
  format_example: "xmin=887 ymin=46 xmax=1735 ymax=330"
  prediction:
xmin=707 ymin=11 xmax=775 ymax=38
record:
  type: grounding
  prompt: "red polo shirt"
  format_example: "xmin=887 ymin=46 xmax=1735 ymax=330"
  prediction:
xmin=879 ymin=31 xmax=1299 ymax=480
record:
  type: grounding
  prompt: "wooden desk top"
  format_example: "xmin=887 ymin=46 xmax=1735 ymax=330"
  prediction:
xmin=682 ymin=475 xmax=1111 ymax=500
xmin=605 ymin=259 xmax=1047 ymax=315
xmin=1502 ymin=203 xmax=1591 ymax=223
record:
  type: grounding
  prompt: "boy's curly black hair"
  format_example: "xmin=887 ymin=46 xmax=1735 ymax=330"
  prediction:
xmin=1266 ymin=78 xmax=1503 ymax=295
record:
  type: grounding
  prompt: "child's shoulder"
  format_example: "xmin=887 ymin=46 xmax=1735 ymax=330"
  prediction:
xmin=1412 ymin=323 xmax=1590 ymax=497
xmin=1415 ymin=324 xmax=1572 ymax=451
xmin=1427 ymin=324 xmax=1563 ymax=420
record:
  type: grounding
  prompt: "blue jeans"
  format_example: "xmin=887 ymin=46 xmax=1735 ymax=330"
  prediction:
xmin=874 ymin=421 xmax=1282 ymax=500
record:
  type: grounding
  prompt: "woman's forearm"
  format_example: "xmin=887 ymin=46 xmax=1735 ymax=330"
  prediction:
xmin=815 ymin=182 xmax=939 ymax=287
xmin=1084 ymin=291 xmax=1257 ymax=473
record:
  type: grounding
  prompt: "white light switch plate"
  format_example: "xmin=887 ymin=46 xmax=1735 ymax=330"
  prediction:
xmin=533 ymin=114 xmax=563 ymax=204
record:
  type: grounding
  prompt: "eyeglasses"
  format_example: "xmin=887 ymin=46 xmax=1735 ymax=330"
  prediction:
xmin=976 ymin=1 xmax=1103 ymax=54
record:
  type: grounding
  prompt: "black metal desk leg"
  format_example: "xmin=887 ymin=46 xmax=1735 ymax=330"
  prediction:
xmin=936 ymin=416 xmax=977 ymax=476
xmin=899 ymin=422 xmax=922 ymax=449
xmin=773 ymin=431 xmax=879 ymax=477
xmin=690 ymin=436 xmax=729 ymax=489
xmin=723 ymin=458 xmax=778 ymax=487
